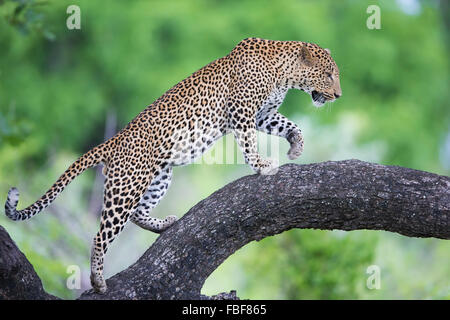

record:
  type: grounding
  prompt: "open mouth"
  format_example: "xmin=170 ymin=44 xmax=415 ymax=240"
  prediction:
xmin=311 ymin=90 xmax=326 ymax=107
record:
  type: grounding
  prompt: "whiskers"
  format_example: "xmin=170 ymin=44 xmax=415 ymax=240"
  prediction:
xmin=325 ymin=100 xmax=333 ymax=113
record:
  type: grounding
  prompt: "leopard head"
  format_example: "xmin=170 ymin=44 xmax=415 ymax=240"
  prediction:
xmin=293 ymin=42 xmax=342 ymax=107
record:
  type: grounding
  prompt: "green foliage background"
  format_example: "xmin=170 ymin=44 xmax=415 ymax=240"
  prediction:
xmin=0 ymin=0 xmax=448 ymax=299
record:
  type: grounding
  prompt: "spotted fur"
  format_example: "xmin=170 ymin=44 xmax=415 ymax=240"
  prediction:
xmin=4 ymin=38 xmax=342 ymax=293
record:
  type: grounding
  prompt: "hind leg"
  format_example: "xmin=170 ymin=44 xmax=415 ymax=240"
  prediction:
xmin=90 ymin=169 xmax=150 ymax=293
xmin=131 ymin=166 xmax=177 ymax=233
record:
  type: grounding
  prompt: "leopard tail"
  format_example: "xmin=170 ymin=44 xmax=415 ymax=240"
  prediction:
xmin=4 ymin=143 xmax=109 ymax=221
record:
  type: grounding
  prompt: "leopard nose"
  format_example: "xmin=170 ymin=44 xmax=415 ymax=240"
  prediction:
xmin=334 ymin=92 xmax=341 ymax=99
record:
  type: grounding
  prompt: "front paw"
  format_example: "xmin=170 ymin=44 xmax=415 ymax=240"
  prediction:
xmin=287 ymin=131 xmax=304 ymax=160
xmin=257 ymin=158 xmax=279 ymax=176
xmin=161 ymin=215 xmax=178 ymax=231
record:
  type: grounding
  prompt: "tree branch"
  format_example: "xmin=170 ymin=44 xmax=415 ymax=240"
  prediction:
xmin=1 ymin=160 xmax=449 ymax=300
xmin=0 ymin=225 xmax=58 ymax=300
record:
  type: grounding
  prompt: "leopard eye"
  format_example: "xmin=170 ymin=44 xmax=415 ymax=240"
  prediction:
xmin=326 ymin=72 xmax=333 ymax=80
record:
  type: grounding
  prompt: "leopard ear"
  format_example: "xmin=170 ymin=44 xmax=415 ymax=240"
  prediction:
xmin=325 ymin=48 xmax=331 ymax=54
xmin=299 ymin=44 xmax=315 ymax=67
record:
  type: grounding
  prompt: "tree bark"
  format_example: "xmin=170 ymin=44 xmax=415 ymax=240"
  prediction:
xmin=0 ymin=225 xmax=58 ymax=300
xmin=0 ymin=160 xmax=448 ymax=300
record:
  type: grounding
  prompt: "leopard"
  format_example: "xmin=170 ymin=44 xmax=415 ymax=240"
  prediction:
xmin=4 ymin=37 xmax=342 ymax=293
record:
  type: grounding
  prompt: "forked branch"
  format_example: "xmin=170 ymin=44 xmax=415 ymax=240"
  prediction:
xmin=1 ymin=160 xmax=448 ymax=300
